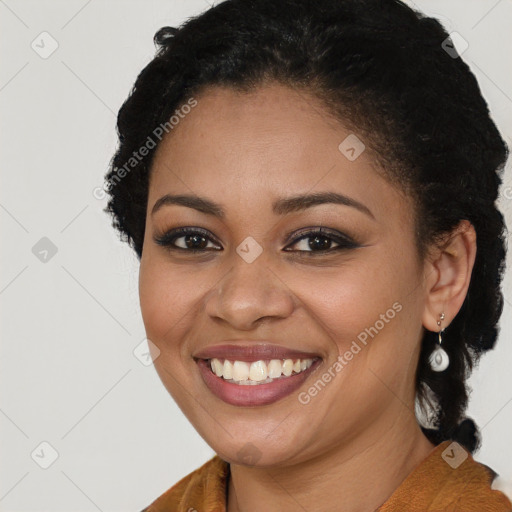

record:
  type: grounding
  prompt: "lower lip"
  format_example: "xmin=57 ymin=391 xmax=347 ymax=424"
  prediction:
xmin=196 ymin=358 xmax=321 ymax=406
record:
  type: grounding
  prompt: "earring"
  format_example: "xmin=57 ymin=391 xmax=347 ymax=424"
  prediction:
xmin=429 ymin=312 xmax=449 ymax=372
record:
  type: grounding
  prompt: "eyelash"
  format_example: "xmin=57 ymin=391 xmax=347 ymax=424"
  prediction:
xmin=153 ymin=226 xmax=360 ymax=255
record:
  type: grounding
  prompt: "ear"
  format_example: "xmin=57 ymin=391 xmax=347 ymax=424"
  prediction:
xmin=422 ymin=220 xmax=477 ymax=331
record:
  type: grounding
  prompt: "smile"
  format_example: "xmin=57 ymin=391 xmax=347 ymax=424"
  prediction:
xmin=209 ymin=357 xmax=315 ymax=384
xmin=196 ymin=357 xmax=322 ymax=407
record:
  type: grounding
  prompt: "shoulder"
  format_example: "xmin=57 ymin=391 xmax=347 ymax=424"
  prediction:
xmin=141 ymin=455 xmax=229 ymax=512
xmin=447 ymin=457 xmax=512 ymax=511
xmin=379 ymin=441 xmax=512 ymax=511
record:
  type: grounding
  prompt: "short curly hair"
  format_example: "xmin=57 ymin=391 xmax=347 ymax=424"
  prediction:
xmin=104 ymin=0 xmax=508 ymax=452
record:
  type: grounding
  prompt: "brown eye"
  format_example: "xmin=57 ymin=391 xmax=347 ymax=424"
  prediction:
xmin=284 ymin=228 xmax=359 ymax=254
xmin=154 ymin=227 xmax=222 ymax=252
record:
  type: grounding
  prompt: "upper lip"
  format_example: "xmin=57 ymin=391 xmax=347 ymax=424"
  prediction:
xmin=193 ymin=343 xmax=322 ymax=362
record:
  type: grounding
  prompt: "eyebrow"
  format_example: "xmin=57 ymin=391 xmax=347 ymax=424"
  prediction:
xmin=151 ymin=191 xmax=375 ymax=220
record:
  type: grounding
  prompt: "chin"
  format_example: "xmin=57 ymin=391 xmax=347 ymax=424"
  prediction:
xmin=195 ymin=416 xmax=314 ymax=468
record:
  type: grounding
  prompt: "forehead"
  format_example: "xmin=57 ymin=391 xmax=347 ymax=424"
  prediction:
xmin=148 ymin=83 xmax=409 ymax=220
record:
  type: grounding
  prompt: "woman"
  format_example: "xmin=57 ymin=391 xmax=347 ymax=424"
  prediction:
xmin=104 ymin=0 xmax=511 ymax=510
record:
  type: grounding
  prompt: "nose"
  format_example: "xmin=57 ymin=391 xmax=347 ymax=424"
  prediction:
xmin=204 ymin=255 xmax=295 ymax=331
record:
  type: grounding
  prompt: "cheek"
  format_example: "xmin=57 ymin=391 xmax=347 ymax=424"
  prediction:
xmin=138 ymin=257 xmax=194 ymax=352
xmin=295 ymin=250 xmax=424 ymax=405
xmin=138 ymin=259 xmax=202 ymax=404
xmin=292 ymin=254 xmax=423 ymax=421
xmin=295 ymin=253 xmax=416 ymax=345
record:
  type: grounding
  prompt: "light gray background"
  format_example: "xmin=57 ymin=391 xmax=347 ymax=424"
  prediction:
xmin=1 ymin=0 xmax=511 ymax=510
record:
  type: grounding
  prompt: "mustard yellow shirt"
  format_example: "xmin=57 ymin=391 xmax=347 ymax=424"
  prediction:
xmin=142 ymin=441 xmax=512 ymax=511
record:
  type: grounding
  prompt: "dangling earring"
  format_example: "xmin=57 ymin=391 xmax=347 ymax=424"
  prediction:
xmin=429 ymin=312 xmax=450 ymax=372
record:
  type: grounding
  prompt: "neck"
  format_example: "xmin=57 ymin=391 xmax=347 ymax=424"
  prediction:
xmin=227 ymin=412 xmax=436 ymax=512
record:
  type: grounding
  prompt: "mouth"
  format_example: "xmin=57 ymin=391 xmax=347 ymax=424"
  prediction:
xmin=208 ymin=357 xmax=316 ymax=383
xmin=194 ymin=344 xmax=322 ymax=406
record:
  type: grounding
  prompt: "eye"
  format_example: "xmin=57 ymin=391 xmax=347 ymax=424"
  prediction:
xmin=283 ymin=227 xmax=359 ymax=254
xmin=153 ymin=226 xmax=360 ymax=255
xmin=153 ymin=227 xmax=222 ymax=252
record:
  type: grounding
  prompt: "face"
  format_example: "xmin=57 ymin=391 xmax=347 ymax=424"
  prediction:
xmin=139 ymin=83 xmax=429 ymax=467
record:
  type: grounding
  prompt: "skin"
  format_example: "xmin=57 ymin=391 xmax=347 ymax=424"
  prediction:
xmin=138 ymin=83 xmax=476 ymax=511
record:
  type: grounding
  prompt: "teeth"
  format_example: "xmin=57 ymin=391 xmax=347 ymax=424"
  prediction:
xmin=282 ymin=359 xmax=293 ymax=377
xmin=223 ymin=359 xmax=233 ymax=380
xmin=232 ymin=361 xmax=250 ymax=381
xmin=268 ymin=359 xmax=282 ymax=378
xmin=249 ymin=360 xmax=267 ymax=381
xmin=208 ymin=357 xmax=315 ymax=384
xmin=212 ymin=358 xmax=223 ymax=377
